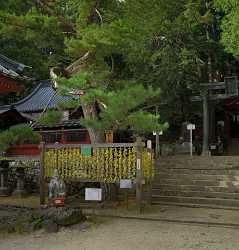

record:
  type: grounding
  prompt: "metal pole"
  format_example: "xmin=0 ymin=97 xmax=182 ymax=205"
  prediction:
xmin=190 ymin=129 xmax=193 ymax=157
xmin=202 ymin=92 xmax=209 ymax=156
xmin=155 ymin=106 xmax=160 ymax=159
xmin=156 ymin=132 xmax=159 ymax=159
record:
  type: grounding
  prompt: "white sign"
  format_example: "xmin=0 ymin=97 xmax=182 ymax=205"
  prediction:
xmin=187 ymin=124 xmax=195 ymax=130
xmin=147 ymin=140 xmax=152 ymax=149
xmin=137 ymin=158 xmax=141 ymax=170
xmin=85 ymin=188 xmax=102 ymax=201
xmin=120 ymin=179 xmax=132 ymax=189
xmin=153 ymin=131 xmax=163 ymax=135
xmin=217 ymin=121 xmax=224 ymax=127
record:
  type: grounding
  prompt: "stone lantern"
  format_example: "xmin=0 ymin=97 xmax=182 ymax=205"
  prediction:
xmin=0 ymin=160 xmax=10 ymax=196
xmin=12 ymin=167 xmax=27 ymax=197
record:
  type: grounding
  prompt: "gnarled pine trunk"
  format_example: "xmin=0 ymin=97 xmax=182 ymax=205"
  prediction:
xmin=81 ymin=102 xmax=104 ymax=143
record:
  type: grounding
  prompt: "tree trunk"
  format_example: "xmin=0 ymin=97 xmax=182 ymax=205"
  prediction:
xmin=81 ymin=102 xmax=104 ymax=143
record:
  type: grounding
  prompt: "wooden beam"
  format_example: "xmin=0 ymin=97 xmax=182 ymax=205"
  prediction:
xmin=200 ymin=82 xmax=225 ymax=90
xmin=44 ymin=142 xmax=136 ymax=149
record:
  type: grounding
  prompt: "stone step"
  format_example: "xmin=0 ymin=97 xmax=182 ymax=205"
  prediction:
xmin=154 ymin=169 xmax=239 ymax=175
xmin=152 ymin=195 xmax=239 ymax=207
xmin=152 ymin=190 xmax=239 ymax=199
xmin=153 ymin=173 xmax=239 ymax=181
xmin=151 ymin=201 xmax=239 ymax=210
xmin=152 ymin=157 xmax=239 ymax=207
xmin=155 ymin=164 xmax=239 ymax=170
xmin=152 ymin=184 xmax=239 ymax=193
xmin=156 ymin=156 xmax=239 ymax=161
xmin=153 ymin=178 xmax=225 ymax=186
xmin=156 ymin=158 xmax=239 ymax=169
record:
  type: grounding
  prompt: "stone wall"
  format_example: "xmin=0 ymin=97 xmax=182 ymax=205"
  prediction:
xmin=8 ymin=160 xmax=40 ymax=193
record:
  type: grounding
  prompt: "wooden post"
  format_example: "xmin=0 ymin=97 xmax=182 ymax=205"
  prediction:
xmin=136 ymin=137 xmax=144 ymax=212
xmin=39 ymin=142 xmax=46 ymax=206
xmin=190 ymin=128 xmax=193 ymax=157
xmin=209 ymin=102 xmax=215 ymax=141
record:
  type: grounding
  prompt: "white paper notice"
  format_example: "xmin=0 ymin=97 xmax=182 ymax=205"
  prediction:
xmin=120 ymin=179 xmax=132 ymax=189
xmin=147 ymin=140 xmax=152 ymax=149
xmin=85 ymin=188 xmax=102 ymax=201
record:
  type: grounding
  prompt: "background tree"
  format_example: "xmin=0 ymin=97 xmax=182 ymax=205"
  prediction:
xmin=214 ymin=0 xmax=239 ymax=58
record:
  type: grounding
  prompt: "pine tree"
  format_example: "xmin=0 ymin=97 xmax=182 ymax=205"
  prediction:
xmin=0 ymin=1 xmax=168 ymax=143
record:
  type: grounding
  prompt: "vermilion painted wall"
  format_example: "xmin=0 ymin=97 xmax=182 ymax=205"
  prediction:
xmin=6 ymin=130 xmax=91 ymax=157
xmin=0 ymin=74 xmax=24 ymax=93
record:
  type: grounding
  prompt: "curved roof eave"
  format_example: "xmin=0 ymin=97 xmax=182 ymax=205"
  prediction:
xmin=0 ymin=80 xmax=79 ymax=113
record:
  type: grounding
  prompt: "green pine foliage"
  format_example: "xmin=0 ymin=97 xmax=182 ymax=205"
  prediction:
xmin=214 ymin=0 xmax=239 ymax=57
xmin=0 ymin=124 xmax=40 ymax=152
xmin=37 ymin=110 xmax=63 ymax=127
xmin=78 ymin=83 xmax=168 ymax=132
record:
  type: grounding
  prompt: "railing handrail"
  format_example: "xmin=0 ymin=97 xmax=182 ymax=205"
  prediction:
xmin=44 ymin=142 xmax=137 ymax=149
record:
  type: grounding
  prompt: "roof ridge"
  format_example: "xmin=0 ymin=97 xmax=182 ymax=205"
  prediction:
xmin=0 ymin=54 xmax=30 ymax=71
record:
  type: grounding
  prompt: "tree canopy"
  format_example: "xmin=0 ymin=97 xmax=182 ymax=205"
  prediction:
xmin=1 ymin=0 xmax=239 ymax=142
xmin=214 ymin=0 xmax=239 ymax=57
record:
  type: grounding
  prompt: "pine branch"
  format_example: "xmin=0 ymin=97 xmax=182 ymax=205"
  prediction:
xmin=35 ymin=0 xmax=75 ymax=33
xmin=65 ymin=51 xmax=90 ymax=76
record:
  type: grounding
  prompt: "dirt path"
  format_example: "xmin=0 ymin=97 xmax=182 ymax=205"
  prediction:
xmin=1 ymin=218 xmax=239 ymax=250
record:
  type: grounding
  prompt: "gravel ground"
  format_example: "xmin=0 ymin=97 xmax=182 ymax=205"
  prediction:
xmin=1 ymin=218 xmax=239 ymax=250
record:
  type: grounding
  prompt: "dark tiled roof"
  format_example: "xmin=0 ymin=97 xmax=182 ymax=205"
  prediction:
xmin=0 ymin=108 xmax=30 ymax=127
xmin=33 ymin=119 xmax=82 ymax=129
xmin=0 ymin=54 xmax=30 ymax=77
xmin=0 ymin=108 xmax=34 ymax=121
xmin=0 ymin=80 xmax=77 ymax=113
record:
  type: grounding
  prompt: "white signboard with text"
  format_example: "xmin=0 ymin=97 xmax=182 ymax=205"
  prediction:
xmin=153 ymin=131 xmax=163 ymax=135
xmin=186 ymin=123 xmax=195 ymax=157
xmin=187 ymin=124 xmax=195 ymax=130
xmin=85 ymin=188 xmax=102 ymax=201
xmin=120 ymin=179 xmax=132 ymax=189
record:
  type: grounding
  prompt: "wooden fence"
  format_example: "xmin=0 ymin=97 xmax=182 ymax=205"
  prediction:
xmin=39 ymin=139 xmax=154 ymax=206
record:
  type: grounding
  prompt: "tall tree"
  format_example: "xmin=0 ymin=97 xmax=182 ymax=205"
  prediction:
xmin=1 ymin=0 xmax=238 ymax=142
xmin=214 ymin=0 xmax=239 ymax=58
xmin=0 ymin=0 xmax=168 ymax=142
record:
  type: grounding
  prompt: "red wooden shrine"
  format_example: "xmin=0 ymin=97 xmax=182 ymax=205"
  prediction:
xmin=0 ymin=74 xmax=24 ymax=93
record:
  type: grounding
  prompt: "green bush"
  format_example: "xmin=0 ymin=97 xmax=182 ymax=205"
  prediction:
xmin=0 ymin=124 xmax=40 ymax=152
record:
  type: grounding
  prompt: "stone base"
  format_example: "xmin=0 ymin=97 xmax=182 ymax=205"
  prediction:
xmin=0 ymin=187 xmax=10 ymax=196
xmin=12 ymin=189 xmax=28 ymax=198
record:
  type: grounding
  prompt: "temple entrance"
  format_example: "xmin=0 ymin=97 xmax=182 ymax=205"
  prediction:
xmin=215 ymin=98 xmax=239 ymax=155
xmin=230 ymin=113 xmax=239 ymax=138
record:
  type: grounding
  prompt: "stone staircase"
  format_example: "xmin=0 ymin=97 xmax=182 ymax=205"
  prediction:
xmin=152 ymin=156 xmax=239 ymax=208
